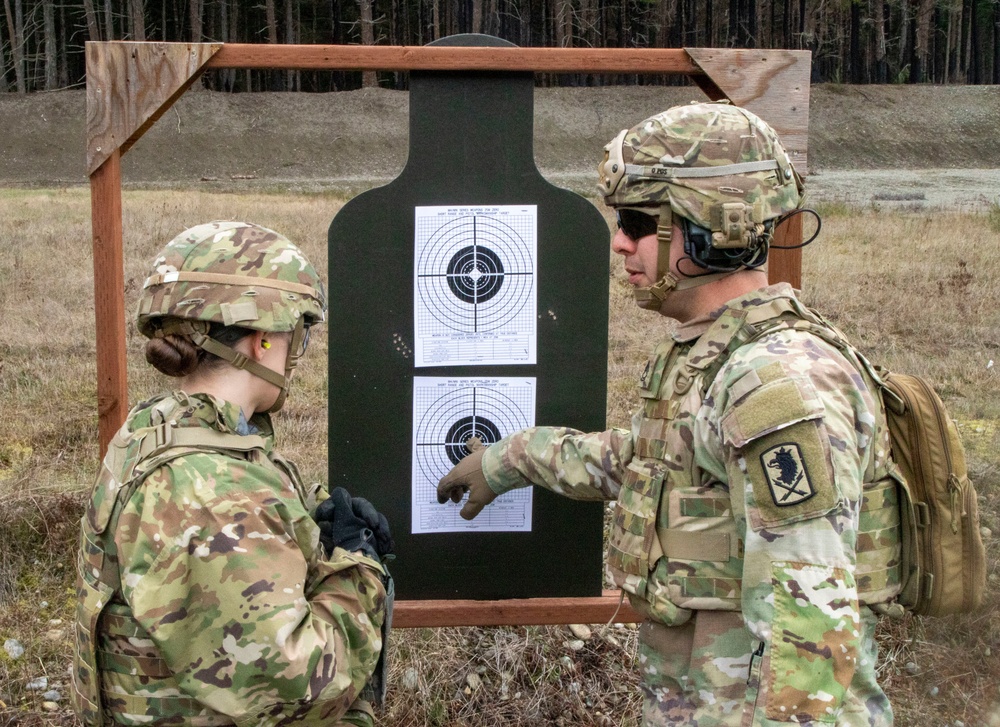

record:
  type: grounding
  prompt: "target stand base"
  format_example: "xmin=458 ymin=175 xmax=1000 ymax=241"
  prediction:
xmin=394 ymin=590 xmax=643 ymax=628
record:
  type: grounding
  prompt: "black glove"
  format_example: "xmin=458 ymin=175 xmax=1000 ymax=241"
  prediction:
xmin=315 ymin=487 xmax=394 ymax=561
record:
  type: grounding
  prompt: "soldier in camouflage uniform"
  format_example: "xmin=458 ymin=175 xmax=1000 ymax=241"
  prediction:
xmin=438 ymin=104 xmax=903 ymax=726
xmin=72 ymin=222 xmax=392 ymax=727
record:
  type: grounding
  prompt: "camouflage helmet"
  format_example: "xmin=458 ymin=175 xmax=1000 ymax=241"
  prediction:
xmin=598 ymin=101 xmax=804 ymax=229
xmin=137 ymin=221 xmax=326 ymax=338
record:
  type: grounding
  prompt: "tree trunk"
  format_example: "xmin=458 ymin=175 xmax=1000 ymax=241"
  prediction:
xmin=265 ymin=0 xmax=278 ymax=43
xmin=188 ymin=0 xmax=204 ymax=43
xmin=4 ymin=0 xmax=24 ymax=93
xmin=285 ymin=0 xmax=296 ymax=91
xmin=943 ymin=1 xmax=953 ymax=82
xmin=962 ymin=0 xmax=971 ymax=80
xmin=849 ymin=0 xmax=861 ymax=82
xmin=519 ymin=0 xmax=529 ymax=46
xmin=82 ymin=0 xmax=101 ymax=40
xmin=948 ymin=3 xmax=962 ymax=83
xmin=898 ymin=0 xmax=910 ymax=76
xmin=874 ymin=0 xmax=887 ymax=82
xmin=359 ymin=0 xmax=376 ymax=87
xmin=44 ymin=0 xmax=57 ymax=89
xmin=472 ymin=0 xmax=483 ymax=33
xmin=913 ymin=0 xmax=933 ymax=82
xmin=554 ymin=0 xmax=571 ymax=47
xmin=575 ymin=0 xmax=590 ymax=45
xmin=129 ymin=0 xmax=146 ymax=41
xmin=705 ymin=0 xmax=713 ymax=46
xmin=102 ymin=0 xmax=113 ymax=40
xmin=219 ymin=0 xmax=236 ymax=90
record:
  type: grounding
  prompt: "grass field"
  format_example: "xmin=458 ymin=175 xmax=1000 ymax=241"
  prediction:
xmin=0 ymin=188 xmax=997 ymax=726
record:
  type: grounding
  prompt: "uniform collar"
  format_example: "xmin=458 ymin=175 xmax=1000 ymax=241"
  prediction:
xmin=672 ymin=283 xmax=798 ymax=343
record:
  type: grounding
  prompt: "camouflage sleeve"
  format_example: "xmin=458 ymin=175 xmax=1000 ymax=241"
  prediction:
xmin=116 ymin=454 xmax=386 ymax=725
xmin=706 ymin=330 xmax=877 ymax=724
xmin=481 ymin=426 xmax=633 ymax=501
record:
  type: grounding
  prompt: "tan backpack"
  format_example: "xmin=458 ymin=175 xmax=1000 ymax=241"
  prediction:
xmin=880 ymin=372 xmax=986 ymax=616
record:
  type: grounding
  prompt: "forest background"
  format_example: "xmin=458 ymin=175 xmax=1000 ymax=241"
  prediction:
xmin=3 ymin=0 xmax=1000 ymax=95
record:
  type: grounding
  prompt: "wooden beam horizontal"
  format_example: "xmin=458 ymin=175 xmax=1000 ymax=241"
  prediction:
xmin=204 ymin=44 xmax=702 ymax=74
xmin=393 ymin=590 xmax=643 ymax=628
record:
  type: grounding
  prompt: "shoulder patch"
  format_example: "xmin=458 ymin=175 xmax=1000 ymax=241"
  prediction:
xmin=760 ymin=442 xmax=815 ymax=506
xmin=744 ymin=420 xmax=837 ymax=529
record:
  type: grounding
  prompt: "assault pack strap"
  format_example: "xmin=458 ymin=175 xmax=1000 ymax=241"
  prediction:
xmin=744 ymin=314 xmax=987 ymax=617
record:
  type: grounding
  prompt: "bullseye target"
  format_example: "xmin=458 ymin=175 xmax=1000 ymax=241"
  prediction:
xmin=446 ymin=245 xmax=505 ymax=304
xmin=444 ymin=415 xmax=502 ymax=465
xmin=412 ymin=377 xmax=536 ymax=533
xmin=416 ymin=213 xmax=534 ymax=333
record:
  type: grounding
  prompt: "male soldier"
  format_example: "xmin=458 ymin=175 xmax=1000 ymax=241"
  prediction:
xmin=438 ymin=103 xmax=901 ymax=725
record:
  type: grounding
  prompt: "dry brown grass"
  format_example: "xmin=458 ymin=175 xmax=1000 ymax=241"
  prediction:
xmin=0 ymin=189 xmax=996 ymax=726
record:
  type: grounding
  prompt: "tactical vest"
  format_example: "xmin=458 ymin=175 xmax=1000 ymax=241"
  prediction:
xmin=71 ymin=416 xmax=305 ymax=727
xmin=606 ymin=296 xmax=903 ymax=625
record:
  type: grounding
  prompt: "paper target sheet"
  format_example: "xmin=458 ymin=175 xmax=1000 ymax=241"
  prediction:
xmin=412 ymin=376 xmax=535 ymax=533
xmin=414 ymin=205 xmax=537 ymax=367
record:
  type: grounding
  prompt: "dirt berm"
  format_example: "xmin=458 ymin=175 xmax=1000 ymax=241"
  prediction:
xmin=2 ymin=84 xmax=999 ymax=206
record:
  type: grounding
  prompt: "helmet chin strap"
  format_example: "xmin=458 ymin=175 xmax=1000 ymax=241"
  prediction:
xmin=158 ymin=319 xmax=305 ymax=413
xmin=632 ymin=204 xmax=733 ymax=312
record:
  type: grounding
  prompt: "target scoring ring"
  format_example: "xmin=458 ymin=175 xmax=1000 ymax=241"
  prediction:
xmin=444 ymin=415 xmax=501 ymax=465
xmin=446 ymin=245 xmax=505 ymax=304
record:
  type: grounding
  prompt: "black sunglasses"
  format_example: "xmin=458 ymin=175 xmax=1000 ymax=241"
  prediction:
xmin=616 ymin=209 xmax=659 ymax=241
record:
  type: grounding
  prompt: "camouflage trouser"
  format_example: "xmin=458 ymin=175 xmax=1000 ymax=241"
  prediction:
xmin=638 ymin=610 xmax=893 ymax=727
xmin=638 ymin=612 xmax=751 ymax=726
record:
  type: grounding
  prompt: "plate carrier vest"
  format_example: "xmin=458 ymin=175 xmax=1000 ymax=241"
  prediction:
xmin=606 ymin=295 xmax=904 ymax=625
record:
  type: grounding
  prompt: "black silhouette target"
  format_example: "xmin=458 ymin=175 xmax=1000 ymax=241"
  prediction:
xmin=415 ymin=384 xmax=533 ymax=485
xmin=417 ymin=215 xmax=533 ymax=332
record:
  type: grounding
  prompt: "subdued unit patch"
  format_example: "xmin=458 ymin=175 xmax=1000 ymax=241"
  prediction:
xmin=760 ymin=443 xmax=815 ymax=507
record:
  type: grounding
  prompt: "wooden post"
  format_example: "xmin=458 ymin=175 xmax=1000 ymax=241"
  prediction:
xmin=768 ymin=212 xmax=803 ymax=289
xmin=90 ymin=151 xmax=128 ymax=455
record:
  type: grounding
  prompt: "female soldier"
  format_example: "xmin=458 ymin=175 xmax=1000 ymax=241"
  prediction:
xmin=72 ymin=221 xmax=391 ymax=727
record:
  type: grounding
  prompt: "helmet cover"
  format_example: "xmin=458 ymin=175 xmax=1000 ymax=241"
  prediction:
xmin=598 ymin=102 xmax=804 ymax=228
xmin=137 ymin=221 xmax=326 ymax=339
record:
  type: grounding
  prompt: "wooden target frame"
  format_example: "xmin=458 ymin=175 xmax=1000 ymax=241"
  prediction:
xmin=87 ymin=41 xmax=810 ymax=627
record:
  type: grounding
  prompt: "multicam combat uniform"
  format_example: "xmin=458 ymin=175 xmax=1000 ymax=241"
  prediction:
xmin=483 ymin=284 xmax=901 ymax=726
xmin=72 ymin=392 xmax=386 ymax=727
